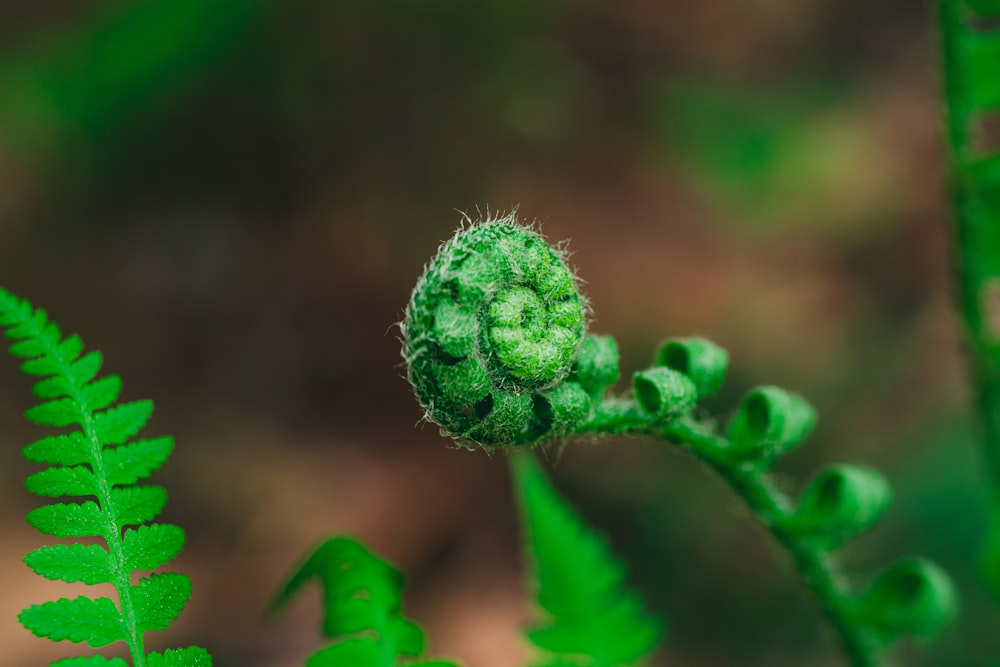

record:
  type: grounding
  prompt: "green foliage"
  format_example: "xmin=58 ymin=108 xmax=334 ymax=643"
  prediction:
xmin=271 ymin=536 xmax=459 ymax=667
xmin=0 ymin=288 xmax=208 ymax=667
xmin=513 ymin=452 xmax=664 ymax=667
xmin=402 ymin=221 xmax=958 ymax=666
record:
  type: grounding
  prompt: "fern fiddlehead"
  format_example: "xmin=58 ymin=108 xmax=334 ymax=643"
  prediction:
xmin=0 ymin=288 xmax=209 ymax=667
xmin=402 ymin=216 xmax=956 ymax=667
xmin=402 ymin=215 xmax=591 ymax=446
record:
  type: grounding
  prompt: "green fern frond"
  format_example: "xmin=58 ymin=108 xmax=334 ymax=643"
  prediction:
xmin=271 ymin=536 xmax=460 ymax=667
xmin=512 ymin=452 xmax=664 ymax=667
xmin=0 ymin=288 xmax=209 ymax=667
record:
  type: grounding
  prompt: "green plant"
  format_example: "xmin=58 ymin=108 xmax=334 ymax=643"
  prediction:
xmin=270 ymin=536 xmax=458 ymax=667
xmin=940 ymin=0 xmax=1000 ymax=479
xmin=5 ymin=4 xmax=995 ymax=665
xmin=512 ymin=451 xmax=663 ymax=667
xmin=0 ymin=288 xmax=209 ymax=667
xmin=939 ymin=0 xmax=1000 ymax=598
xmin=942 ymin=0 xmax=1000 ymax=490
xmin=400 ymin=215 xmax=956 ymax=667
xmin=270 ymin=452 xmax=664 ymax=667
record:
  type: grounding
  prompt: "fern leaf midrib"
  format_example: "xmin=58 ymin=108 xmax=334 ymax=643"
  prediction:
xmin=33 ymin=322 xmax=147 ymax=667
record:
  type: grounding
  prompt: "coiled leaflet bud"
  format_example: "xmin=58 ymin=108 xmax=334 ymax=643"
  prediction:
xmin=402 ymin=215 xmax=592 ymax=447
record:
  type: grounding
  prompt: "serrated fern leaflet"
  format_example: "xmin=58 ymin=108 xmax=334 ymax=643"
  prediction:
xmin=512 ymin=452 xmax=664 ymax=667
xmin=0 ymin=288 xmax=209 ymax=667
xmin=271 ymin=536 xmax=459 ymax=667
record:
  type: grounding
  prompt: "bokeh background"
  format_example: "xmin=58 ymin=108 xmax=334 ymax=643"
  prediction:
xmin=0 ymin=1 xmax=995 ymax=665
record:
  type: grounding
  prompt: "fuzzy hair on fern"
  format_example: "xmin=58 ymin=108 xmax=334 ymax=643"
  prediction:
xmin=401 ymin=215 xmax=957 ymax=667
xmin=0 ymin=288 xmax=209 ymax=667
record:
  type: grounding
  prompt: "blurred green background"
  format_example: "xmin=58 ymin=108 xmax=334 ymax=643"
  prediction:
xmin=0 ymin=1 xmax=993 ymax=665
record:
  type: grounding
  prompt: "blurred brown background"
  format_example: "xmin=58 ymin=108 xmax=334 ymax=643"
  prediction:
xmin=0 ymin=1 xmax=994 ymax=665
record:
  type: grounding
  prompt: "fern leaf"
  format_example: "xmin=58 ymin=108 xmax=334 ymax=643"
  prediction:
xmin=132 ymin=573 xmax=193 ymax=632
xmin=146 ymin=646 xmax=213 ymax=667
xmin=94 ymin=400 xmax=155 ymax=446
xmin=23 ymin=432 xmax=90 ymax=466
xmin=25 ymin=397 xmax=84 ymax=427
xmin=110 ymin=485 xmax=168 ymax=527
xmin=81 ymin=374 xmax=124 ymax=412
xmin=103 ymin=436 xmax=175 ymax=487
xmin=34 ymin=349 xmax=102 ymax=398
xmin=19 ymin=596 xmax=126 ymax=646
xmin=963 ymin=26 xmax=1000 ymax=109
xmin=27 ymin=501 xmax=107 ymax=538
xmin=52 ymin=656 xmax=129 ymax=667
xmin=0 ymin=288 xmax=210 ymax=664
xmin=272 ymin=536 xmax=459 ymax=667
xmin=123 ymin=524 xmax=186 ymax=571
xmin=8 ymin=325 xmax=60 ymax=358
xmin=25 ymin=464 xmax=98 ymax=497
xmin=513 ymin=452 xmax=665 ymax=667
xmin=25 ymin=544 xmax=112 ymax=584
xmin=307 ymin=639 xmax=380 ymax=667
xmin=385 ymin=616 xmax=426 ymax=656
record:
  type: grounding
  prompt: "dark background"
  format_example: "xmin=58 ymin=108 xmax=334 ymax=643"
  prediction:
xmin=0 ymin=1 xmax=993 ymax=665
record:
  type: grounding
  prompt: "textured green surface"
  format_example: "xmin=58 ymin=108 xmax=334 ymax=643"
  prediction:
xmin=0 ymin=288 xmax=208 ymax=667
xmin=402 ymin=214 xmax=590 ymax=446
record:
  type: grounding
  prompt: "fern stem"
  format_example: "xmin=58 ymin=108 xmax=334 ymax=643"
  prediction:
xmin=939 ymin=0 xmax=1000 ymax=481
xmin=83 ymin=408 xmax=147 ymax=667
xmin=938 ymin=0 xmax=1000 ymax=487
xmin=36 ymin=331 xmax=147 ymax=667
xmin=580 ymin=402 xmax=880 ymax=667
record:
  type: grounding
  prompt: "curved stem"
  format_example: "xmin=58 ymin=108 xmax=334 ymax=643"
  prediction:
xmin=938 ymin=0 xmax=1000 ymax=484
xmin=578 ymin=399 xmax=880 ymax=667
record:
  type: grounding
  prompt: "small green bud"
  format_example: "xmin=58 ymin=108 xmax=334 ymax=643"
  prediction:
xmin=632 ymin=367 xmax=697 ymax=420
xmin=574 ymin=335 xmax=620 ymax=400
xmin=851 ymin=558 xmax=958 ymax=645
xmin=727 ymin=386 xmax=816 ymax=463
xmin=788 ymin=464 xmax=892 ymax=549
xmin=654 ymin=337 xmax=728 ymax=399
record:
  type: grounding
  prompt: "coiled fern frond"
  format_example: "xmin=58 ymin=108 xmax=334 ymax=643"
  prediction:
xmin=0 ymin=288 xmax=208 ymax=667
xmin=513 ymin=452 xmax=663 ymax=667
xmin=401 ymin=217 xmax=957 ymax=667
xmin=402 ymin=213 xmax=591 ymax=447
xmin=270 ymin=536 xmax=459 ymax=667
